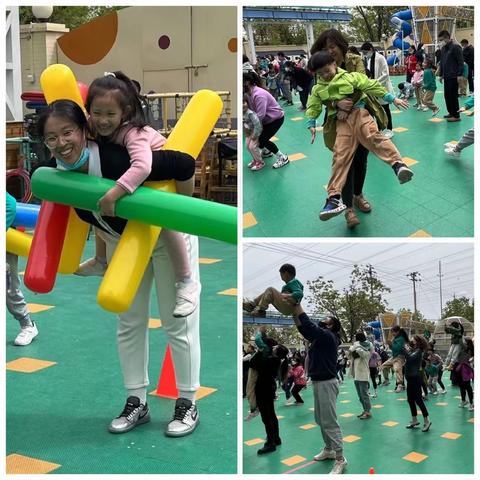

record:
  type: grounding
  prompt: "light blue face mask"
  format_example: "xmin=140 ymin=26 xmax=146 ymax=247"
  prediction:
xmin=56 ymin=147 xmax=90 ymax=171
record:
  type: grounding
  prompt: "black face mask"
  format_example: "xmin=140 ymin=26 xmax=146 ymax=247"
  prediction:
xmin=318 ymin=321 xmax=327 ymax=328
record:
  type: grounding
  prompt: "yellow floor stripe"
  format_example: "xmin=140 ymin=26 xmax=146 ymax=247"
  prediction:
xmin=6 ymin=357 xmax=57 ymax=373
xmin=468 ymin=418 xmax=474 ymax=423
xmin=372 ymin=404 xmax=384 ymax=409
xmin=435 ymin=402 xmax=448 ymax=406
xmin=199 ymin=258 xmax=222 ymax=265
xmin=441 ymin=432 xmax=462 ymax=440
xmin=410 ymin=230 xmax=432 ymax=238
xmin=218 ymin=288 xmax=237 ymax=296
xmin=6 ymin=454 xmax=61 ymax=474
xmin=429 ymin=118 xmax=444 ymax=123
xmin=243 ymin=211 xmax=258 ymax=229
xmin=299 ymin=424 xmax=316 ymax=430
xmin=290 ymin=117 xmax=304 ymax=122
xmin=315 ymin=126 xmax=323 ymax=132
xmin=382 ymin=421 xmax=399 ymax=427
xmin=340 ymin=413 xmax=354 ymax=418
xmin=195 ymin=385 xmax=218 ymax=400
xmin=282 ymin=455 xmax=306 ymax=466
xmin=27 ymin=303 xmax=54 ymax=314
xmin=393 ymin=127 xmax=408 ymax=133
xmin=402 ymin=156 xmax=419 ymax=167
xmin=148 ymin=318 xmax=162 ymax=329
xmin=339 ymin=400 xmax=351 ymax=404
xmin=403 ymin=451 xmax=428 ymax=463
xmin=244 ymin=438 xmax=264 ymax=446
xmin=391 ymin=110 xmax=402 ymax=114
xmin=343 ymin=435 xmax=361 ymax=443
xmin=276 ymin=415 xmax=285 ymax=419
xmin=288 ymin=153 xmax=306 ymax=162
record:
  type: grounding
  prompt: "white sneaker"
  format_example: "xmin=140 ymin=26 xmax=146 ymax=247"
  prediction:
xmin=432 ymin=106 xmax=440 ymax=116
xmin=440 ymin=389 xmax=447 ymax=394
xmin=173 ymin=280 xmax=200 ymax=317
xmin=382 ymin=129 xmax=394 ymax=139
xmin=74 ymin=257 xmax=107 ymax=277
xmin=330 ymin=457 xmax=348 ymax=474
xmin=468 ymin=403 xmax=474 ymax=411
xmin=459 ymin=401 xmax=468 ymax=408
xmin=245 ymin=409 xmax=259 ymax=421
xmin=394 ymin=385 xmax=404 ymax=393
xmin=247 ymin=159 xmax=255 ymax=168
xmin=14 ymin=323 xmax=38 ymax=346
xmin=422 ymin=107 xmax=429 ymax=112
xmin=444 ymin=146 xmax=461 ymax=158
xmin=272 ymin=154 xmax=289 ymax=169
xmin=314 ymin=449 xmax=336 ymax=461
xmin=165 ymin=398 xmax=199 ymax=437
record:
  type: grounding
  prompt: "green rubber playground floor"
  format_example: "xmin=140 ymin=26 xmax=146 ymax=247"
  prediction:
xmin=243 ymin=78 xmax=474 ymax=237
xmin=243 ymin=376 xmax=474 ymax=474
xmin=6 ymin=236 xmax=237 ymax=474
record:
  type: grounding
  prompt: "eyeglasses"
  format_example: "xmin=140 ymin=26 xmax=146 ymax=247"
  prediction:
xmin=44 ymin=126 xmax=80 ymax=149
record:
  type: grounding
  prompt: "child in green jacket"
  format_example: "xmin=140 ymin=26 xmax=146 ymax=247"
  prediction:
xmin=306 ymin=51 xmax=413 ymax=221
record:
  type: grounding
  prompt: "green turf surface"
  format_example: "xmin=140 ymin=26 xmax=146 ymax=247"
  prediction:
xmin=243 ymin=79 xmax=474 ymax=237
xmin=6 ymin=236 xmax=237 ymax=474
xmin=243 ymin=376 xmax=474 ymax=474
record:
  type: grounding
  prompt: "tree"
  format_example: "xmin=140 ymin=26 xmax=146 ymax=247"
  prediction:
xmin=348 ymin=7 xmax=399 ymax=42
xmin=242 ymin=324 xmax=304 ymax=350
xmin=442 ymin=297 xmax=474 ymax=323
xmin=19 ymin=6 xmax=125 ymax=29
xmin=306 ymin=265 xmax=391 ymax=343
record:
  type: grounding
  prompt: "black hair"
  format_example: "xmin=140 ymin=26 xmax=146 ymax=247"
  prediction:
xmin=329 ymin=316 xmax=341 ymax=334
xmin=347 ymin=46 xmax=361 ymax=56
xmin=438 ymin=30 xmax=451 ymax=39
xmin=413 ymin=335 xmax=428 ymax=351
xmin=85 ymin=71 xmax=147 ymax=129
xmin=277 ymin=51 xmax=285 ymax=57
xmin=398 ymin=82 xmax=405 ymax=90
xmin=268 ymin=63 xmax=274 ymax=70
xmin=279 ymin=263 xmax=296 ymax=277
xmin=242 ymin=54 xmax=250 ymax=63
xmin=311 ymin=29 xmax=348 ymax=56
xmin=243 ymin=71 xmax=262 ymax=88
xmin=423 ymin=57 xmax=434 ymax=68
xmin=37 ymin=99 xmax=88 ymax=138
xmin=355 ymin=331 xmax=366 ymax=342
xmin=131 ymin=79 xmax=141 ymax=94
xmin=360 ymin=42 xmax=374 ymax=52
xmin=464 ymin=337 xmax=474 ymax=357
xmin=307 ymin=51 xmax=336 ymax=71
xmin=451 ymin=321 xmax=465 ymax=335
xmin=460 ymin=39 xmax=469 ymax=45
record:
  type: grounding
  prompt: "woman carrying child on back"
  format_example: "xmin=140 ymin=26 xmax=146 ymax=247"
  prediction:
xmin=306 ymin=51 xmax=413 ymax=221
xmin=77 ymin=71 xmax=199 ymax=318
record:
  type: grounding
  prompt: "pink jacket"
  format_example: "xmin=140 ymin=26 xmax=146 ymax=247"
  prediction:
xmin=291 ymin=364 xmax=306 ymax=386
xmin=411 ymin=70 xmax=424 ymax=86
xmin=112 ymin=125 xmax=166 ymax=193
xmin=247 ymin=86 xmax=284 ymax=125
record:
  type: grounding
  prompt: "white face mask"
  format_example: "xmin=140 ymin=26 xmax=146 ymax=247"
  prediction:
xmin=364 ymin=52 xmax=373 ymax=59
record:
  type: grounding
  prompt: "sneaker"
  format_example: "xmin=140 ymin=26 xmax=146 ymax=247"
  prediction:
xmin=468 ymin=403 xmax=474 ymax=411
xmin=406 ymin=421 xmax=420 ymax=429
xmin=319 ymin=197 xmax=347 ymax=221
xmin=294 ymin=401 xmax=304 ymax=406
xmin=413 ymin=103 xmax=419 ymax=108
xmin=251 ymin=306 xmax=267 ymax=318
xmin=173 ymin=279 xmax=200 ymax=317
xmin=108 ymin=396 xmax=151 ymax=433
xmin=459 ymin=401 xmax=468 ymax=408
xmin=416 ymin=105 xmax=423 ymax=111
xmin=359 ymin=412 xmax=372 ymax=420
xmin=345 ymin=208 xmax=360 ymax=229
xmin=261 ymin=148 xmax=273 ymax=158
xmin=247 ymin=159 xmax=255 ymax=168
xmin=74 ymin=257 xmax=107 ymax=277
xmin=394 ymin=385 xmax=404 ymax=393
xmin=165 ymin=398 xmax=199 ymax=437
xmin=272 ymin=154 xmax=289 ymax=169
xmin=447 ymin=116 xmax=461 ymax=122
xmin=313 ymin=449 xmax=336 ymax=461
xmin=353 ymin=194 xmax=372 ymax=213
xmin=381 ymin=380 xmax=390 ymax=386
xmin=440 ymin=389 xmax=447 ymax=394
xmin=368 ymin=391 xmax=378 ymax=398
xmin=330 ymin=457 xmax=348 ymax=474
xmin=392 ymin=162 xmax=414 ymax=184
xmin=432 ymin=106 xmax=440 ymax=116
xmin=382 ymin=129 xmax=394 ymax=139
xmin=422 ymin=420 xmax=432 ymax=432
xmin=443 ymin=114 xmax=453 ymax=118
xmin=242 ymin=298 xmax=256 ymax=313
xmin=245 ymin=409 xmax=259 ymax=421
xmin=432 ymin=391 xmax=438 ymax=396
xmin=251 ymin=160 xmax=265 ymax=171
xmin=444 ymin=146 xmax=461 ymax=158
xmin=14 ymin=323 xmax=38 ymax=346
xmin=422 ymin=107 xmax=429 ymax=112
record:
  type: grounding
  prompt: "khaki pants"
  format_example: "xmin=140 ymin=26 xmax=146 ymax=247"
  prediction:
xmin=254 ymin=287 xmax=295 ymax=315
xmin=327 ymin=109 xmax=402 ymax=197
xmin=414 ymin=85 xmax=423 ymax=106
xmin=458 ymin=77 xmax=468 ymax=96
xmin=246 ymin=368 xmax=258 ymax=411
xmin=422 ymin=90 xmax=438 ymax=111
xmin=381 ymin=355 xmax=405 ymax=385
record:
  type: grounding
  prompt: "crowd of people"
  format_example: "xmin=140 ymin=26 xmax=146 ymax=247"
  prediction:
xmin=243 ymin=29 xmax=474 ymax=229
xmin=243 ymin=265 xmax=474 ymax=474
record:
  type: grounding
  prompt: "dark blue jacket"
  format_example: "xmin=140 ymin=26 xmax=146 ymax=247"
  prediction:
xmin=297 ymin=313 xmax=339 ymax=381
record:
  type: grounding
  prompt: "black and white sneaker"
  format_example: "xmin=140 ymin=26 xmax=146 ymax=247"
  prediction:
xmin=272 ymin=154 xmax=289 ymax=169
xmin=165 ymin=398 xmax=199 ymax=437
xmin=392 ymin=162 xmax=414 ymax=184
xmin=261 ymin=148 xmax=273 ymax=158
xmin=108 ymin=396 xmax=151 ymax=434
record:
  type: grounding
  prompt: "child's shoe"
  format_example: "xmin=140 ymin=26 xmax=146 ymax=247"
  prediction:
xmin=251 ymin=306 xmax=267 ymax=318
xmin=392 ymin=162 xmax=414 ymax=184
xmin=353 ymin=194 xmax=372 ymax=213
xmin=247 ymin=159 xmax=255 ymax=168
xmin=251 ymin=160 xmax=265 ymax=171
xmin=416 ymin=105 xmax=423 ymax=111
xmin=381 ymin=129 xmax=394 ymax=139
xmin=272 ymin=154 xmax=289 ymax=169
xmin=345 ymin=208 xmax=360 ymax=229
xmin=468 ymin=403 xmax=474 ymax=411
xmin=74 ymin=257 xmax=107 ymax=277
xmin=243 ymin=298 xmax=256 ymax=312
xmin=432 ymin=106 xmax=440 ymax=116
xmin=245 ymin=409 xmax=259 ymax=421
xmin=459 ymin=401 xmax=468 ymax=408
xmin=319 ymin=196 xmax=347 ymax=221
xmin=173 ymin=279 xmax=200 ymax=317
xmin=444 ymin=145 xmax=461 ymax=157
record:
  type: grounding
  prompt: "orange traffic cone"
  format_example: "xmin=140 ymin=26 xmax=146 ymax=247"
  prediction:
xmin=369 ymin=467 xmax=375 ymax=474
xmin=154 ymin=344 xmax=179 ymax=399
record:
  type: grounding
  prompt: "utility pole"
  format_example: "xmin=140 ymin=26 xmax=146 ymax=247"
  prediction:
xmin=367 ymin=264 xmax=374 ymax=300
xmin=407 ymin=272 xmax=421 ymax=321
xmin=438 ymin=261 xmax=443 ymax=318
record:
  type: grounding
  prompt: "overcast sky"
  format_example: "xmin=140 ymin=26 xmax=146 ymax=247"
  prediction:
xmin=243 ymin=242 xmax=474 ymax=320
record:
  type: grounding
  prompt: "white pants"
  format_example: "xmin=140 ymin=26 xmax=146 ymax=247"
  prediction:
xmin=101 ymin=231 xmax=201 ymax=393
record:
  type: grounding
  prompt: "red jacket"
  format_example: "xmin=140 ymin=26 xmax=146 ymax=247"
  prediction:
xmin=292 ymin=364 xmax=306 ymax=386
xmin=406 ymin=54 xmax=417 ymax=75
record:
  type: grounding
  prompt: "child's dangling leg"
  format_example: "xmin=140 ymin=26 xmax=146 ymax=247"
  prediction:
xmin=160 ymin=228 xmax=199 ymax=318
xmin=75 ymin=228 xmax=108 ymax=276
xmin=247 ymin=136 xmax=264 ymax=171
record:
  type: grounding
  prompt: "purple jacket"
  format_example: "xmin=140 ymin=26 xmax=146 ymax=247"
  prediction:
xmin=247 ymin=86 xmax=284 ymax=125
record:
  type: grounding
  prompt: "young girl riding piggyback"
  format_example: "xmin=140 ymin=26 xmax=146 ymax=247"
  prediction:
xmin=79 ymin=71 xmax=199 ymax=318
